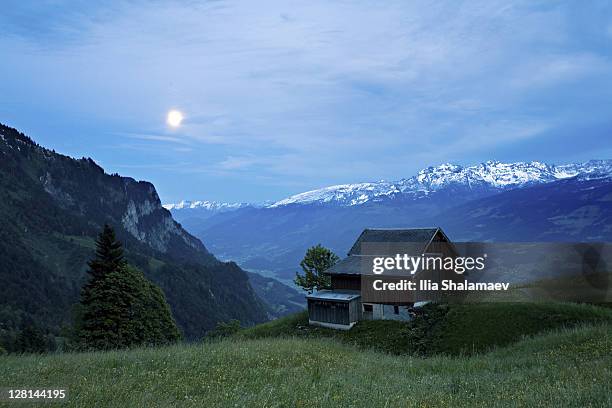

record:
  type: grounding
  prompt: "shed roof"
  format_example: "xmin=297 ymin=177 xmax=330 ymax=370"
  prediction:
xmin=306 ymin=290 xmax=361 ymax=302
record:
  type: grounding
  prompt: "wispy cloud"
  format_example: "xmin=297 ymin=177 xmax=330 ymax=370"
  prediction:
xmin=120 ymin=132 xmax=191 ymax=145
xmin=2 ymin=0 xmax=611 ymax=201
xmin=508 ymin=53 xmax=612 ymax=89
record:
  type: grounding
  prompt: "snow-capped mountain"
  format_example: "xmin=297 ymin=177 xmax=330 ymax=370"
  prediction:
xmin=163 ymin=200 xmax=250 ymax=211
xmin=165 ymin=160 xmax=612 ymax=211
xmin=269 ymin=160 xmax=612 ymax=207
xmin=168 ymin=159 xmax=612 ymax=282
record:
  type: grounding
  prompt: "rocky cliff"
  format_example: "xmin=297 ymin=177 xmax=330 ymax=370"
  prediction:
xmin=0 ymin=123 xmax=268 ymax=341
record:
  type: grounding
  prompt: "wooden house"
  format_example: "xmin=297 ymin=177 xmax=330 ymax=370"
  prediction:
xmin=307 ymin=227 xmax=456 ymax=330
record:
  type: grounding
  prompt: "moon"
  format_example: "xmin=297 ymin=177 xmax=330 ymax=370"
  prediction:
xmin=167 ymin=110 xmax=184 ymax=127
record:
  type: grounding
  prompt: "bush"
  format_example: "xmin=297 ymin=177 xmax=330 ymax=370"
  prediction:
xmin=15 ymin=325 xmax=48 ymax=354
xmin=208 ymin=320 xmax=242 ymax=339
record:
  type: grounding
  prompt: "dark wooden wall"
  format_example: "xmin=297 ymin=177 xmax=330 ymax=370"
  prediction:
xmin=331 ymin=274 xmax=360 ymax=291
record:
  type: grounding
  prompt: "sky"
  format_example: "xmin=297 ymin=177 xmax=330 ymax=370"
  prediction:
xmin=1 ymin=0 xmax=612 ymax=203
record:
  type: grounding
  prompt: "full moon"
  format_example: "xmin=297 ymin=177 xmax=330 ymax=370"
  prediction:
xmin=166 ymin=110 xmax=184 ymax=127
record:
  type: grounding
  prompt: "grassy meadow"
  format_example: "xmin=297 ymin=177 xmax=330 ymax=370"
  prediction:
xmin=0 ymin=324 xmax=611 ymax=407
xmin=1 ymin=303 xmax=611 ymax=407
xmin=240 ymin=302 xmax=612 ymax=355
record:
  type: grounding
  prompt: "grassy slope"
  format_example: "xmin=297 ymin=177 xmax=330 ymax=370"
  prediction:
xmin=240 ymin=302 xmax=612 ymax=355
xmin=464 ymin=272 xmax=612 ymax=304
xmin=430 ymin=302 xmax=612 ymax=354
xmin=0 ymin=324 xmax=610 ymax=407
xmin=239 ymin=311 xmax=421 ymax=355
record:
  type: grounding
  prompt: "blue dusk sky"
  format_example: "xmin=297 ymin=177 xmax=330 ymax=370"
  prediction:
xmin=1 ymin=1 xmax=612 ymax=203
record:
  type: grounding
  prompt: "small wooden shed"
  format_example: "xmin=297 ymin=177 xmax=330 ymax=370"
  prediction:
xmin=306 ymin=290 xmax=361 ymax=330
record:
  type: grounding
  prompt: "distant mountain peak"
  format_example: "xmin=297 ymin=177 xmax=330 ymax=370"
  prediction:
xmin=165 ymin=160 xmax=612 ymax=211
xmin=163 ymin=200 xmax=250 ymax=211
xmin=269 ymin=160 xmax=612 ymax=207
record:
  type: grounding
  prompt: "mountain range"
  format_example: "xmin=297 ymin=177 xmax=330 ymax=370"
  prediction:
xmin=3 ymin=117 xmax=608 ymax=347
xmin=168 ymin=160 xmax=612 ymax=282
xmin=0 ymin=123 xmax=300 ymax=345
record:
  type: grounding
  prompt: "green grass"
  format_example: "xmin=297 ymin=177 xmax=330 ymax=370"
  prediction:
xmin=238 ymin=310 xmax=424 ymax=355
xmin=57 ymin=234 xmax=96 ymax=250
xmin=148 ymin=257 xmax=166 ymax=272
xmin=429 ymin=302 xmax=612 ymax=354
xmin=1 ymin=324 xmax=611 ymax=407
xmin=466 ymin=272 xmax=612 ymax=304
xmin=240 ymin=302 xmax=612 ymax=356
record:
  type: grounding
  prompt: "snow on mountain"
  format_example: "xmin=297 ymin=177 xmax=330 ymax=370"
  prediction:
xmin=270 ymin=181 xmax=402 ymax=207
xmin=165 ymin=160 xmax=612 ymax=210
xmin=163 ymin=200 xmax=250 ymax=211
xmin=269 ymin=160 xmax=612 ymax=207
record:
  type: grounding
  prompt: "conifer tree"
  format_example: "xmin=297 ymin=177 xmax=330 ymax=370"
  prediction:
xmin=77 ymin=225 xmax=181 ymax=350
xmin=86 ymin=224 xmax=125 ymax=282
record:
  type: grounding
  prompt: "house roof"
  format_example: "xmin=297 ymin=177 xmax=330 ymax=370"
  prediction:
xmin=347 ymin=227 xmax=442 ymax=256
xmin=325 ymin=255 xmax=368 ymax=275
xmin=325 ymin=254 xmax=429 ymax=275
xmin=326 ymin=227 xmax=454 ymax=276
xmin=306 ymin=290 xmax=361 ymax=302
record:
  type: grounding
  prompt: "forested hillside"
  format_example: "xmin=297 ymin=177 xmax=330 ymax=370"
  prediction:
xmin=0 ymin=123 xmax=268 ymax=350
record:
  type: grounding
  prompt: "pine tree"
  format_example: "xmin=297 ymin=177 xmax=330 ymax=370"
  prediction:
xmin=77 ymin=225 xmax=181 ymax=350
xmin=86 ymin=224 xmax=125 ymax=282
xmin=294 ymin=244 xmax=339 ymax=294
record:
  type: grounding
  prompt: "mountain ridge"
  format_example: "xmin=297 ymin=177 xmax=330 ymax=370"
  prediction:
xmin=0 ymin=123 xmax=277 ymax=343
xmin=168 ymin=159 xmax=612 ymax=282
xmin=163 ymin=200 xmax=252 ymax=211
xmin=166 ymin=159 xmax=612 ymax=209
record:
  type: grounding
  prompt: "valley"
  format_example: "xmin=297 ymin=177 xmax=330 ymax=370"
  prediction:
xmin=169 ymin=160 xmax=612 ymax=281
xmin=0 ymin=124 xmax=298 ymax=349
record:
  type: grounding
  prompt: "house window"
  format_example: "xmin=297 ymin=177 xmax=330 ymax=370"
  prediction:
xmin=393 ymin=305 xmax=399 ymax=314
xmin=363 ymin=304 xmax=373 ymax=312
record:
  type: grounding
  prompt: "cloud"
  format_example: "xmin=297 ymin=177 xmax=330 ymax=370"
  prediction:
xmin=2 ymin=0 xmax=612 ymax=201
xmin=120 ymin=132 xmax=191 ymax=145
xmin=508 ymin=53 xmax=612 ymax=89
xmin=218 ymin=155 xmax=260 ymax=171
